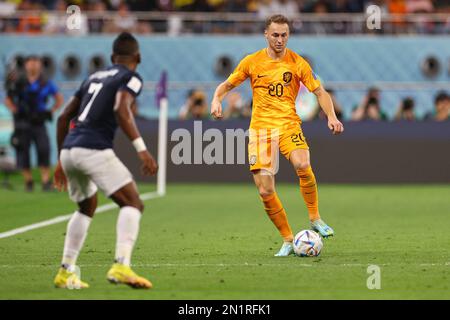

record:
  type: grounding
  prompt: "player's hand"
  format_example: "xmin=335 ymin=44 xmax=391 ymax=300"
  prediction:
xmin=328 ymin=117 xmax=344 ymax=135
xmin=210 ymin=99 xmax=223 ymax=119
xmin=53 ymin=160 xmax=67 ymax=191
xmin=138 ymin=150 xmax=158 ymax=176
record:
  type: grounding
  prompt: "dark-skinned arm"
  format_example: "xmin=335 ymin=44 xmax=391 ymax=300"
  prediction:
xmin=114 ymin=90 xmax=158 ymax=176
xmin=54 ymin=96 xmax=81 ymax=190
xmin=56 ymin=96 xmax=80 ymax=156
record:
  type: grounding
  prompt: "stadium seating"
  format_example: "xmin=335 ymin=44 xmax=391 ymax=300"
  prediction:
xmin=1 ymin=35 xmax=449 ymax=120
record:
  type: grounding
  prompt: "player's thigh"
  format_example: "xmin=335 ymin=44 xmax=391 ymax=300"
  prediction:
xmin=252 ymin=169 xmax=276 ymax=196
xmin=80 ymin=149 xmax=134 ymax=202
xmin=289 ymin=149 xmax=311 ymax=170
xmin=109 ymin=181 xmax=143 ymax=211
xmin=248 ymin=129 xmax=278 ymax=174
xmin=279 ymin=127 xmax=310 ymax=169
xmin=60 ymin=149 xmax=98 ymax=203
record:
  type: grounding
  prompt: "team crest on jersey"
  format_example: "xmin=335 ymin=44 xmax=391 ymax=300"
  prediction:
xmin=283 ymin=72 xmax=292 ymax=85
xmin=249 ymin=155 xmax=257 ymax=166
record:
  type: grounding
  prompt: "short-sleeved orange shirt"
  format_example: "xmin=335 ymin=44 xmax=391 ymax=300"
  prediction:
xmin=227 ymin=48 xmax=321 ymax=130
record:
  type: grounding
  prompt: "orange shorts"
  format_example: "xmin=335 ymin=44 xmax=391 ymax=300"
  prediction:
xmin=248 ymin=126 xmax=309 ymax=173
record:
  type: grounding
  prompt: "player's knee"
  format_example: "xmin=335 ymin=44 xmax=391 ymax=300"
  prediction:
xmin=79 ymin=210 xmax=95 ymax=218
xmin=294 ymin=161 xmax=311 ymax=171
xmin=127 ymin=198 xmax=144 ymax=213
xmin=78 ymin=195 xmax=97 ymax=217
xmin=258 ymin=186 xmax=275 ymax=198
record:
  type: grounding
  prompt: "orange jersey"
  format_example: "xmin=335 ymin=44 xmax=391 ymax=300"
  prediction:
xmin=227 ymin=48 xmax=321 ymax=130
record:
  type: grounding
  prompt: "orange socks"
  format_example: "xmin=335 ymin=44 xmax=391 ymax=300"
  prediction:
xmin=260 ymin=193 xmax=293 ymax=242
xmin=296 ymin=166 xmax=320 ymax=221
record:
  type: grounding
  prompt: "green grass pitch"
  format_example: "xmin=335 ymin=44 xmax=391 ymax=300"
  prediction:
xmin=0 ymin=179 xmax=449 ymax=299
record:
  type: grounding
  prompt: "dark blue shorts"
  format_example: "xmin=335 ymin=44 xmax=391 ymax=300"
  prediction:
xmin=13 ymin=121 xmax=50 ymax=169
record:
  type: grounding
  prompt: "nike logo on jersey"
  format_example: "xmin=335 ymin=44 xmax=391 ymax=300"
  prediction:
xmin=257 ymin=75 xmax=267 ymax=78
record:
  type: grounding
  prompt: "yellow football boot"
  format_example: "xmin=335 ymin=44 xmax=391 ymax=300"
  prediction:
xmin=107 ymin=263 xmax=152 ymax=289
xmin=54 ymin=267 xmax=89 ymax=289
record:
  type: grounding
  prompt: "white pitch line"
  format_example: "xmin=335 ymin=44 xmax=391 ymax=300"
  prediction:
xmin=0 ymin=263 xmax=314 ymax=269
xmin=0 ymin=262 xmax=448 ymax=269
xmin=0 ymin=191 xmax=162 ymax=240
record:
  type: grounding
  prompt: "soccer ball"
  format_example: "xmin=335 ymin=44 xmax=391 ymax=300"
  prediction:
xmin=293 ymin=230 xmax=323 ymax=257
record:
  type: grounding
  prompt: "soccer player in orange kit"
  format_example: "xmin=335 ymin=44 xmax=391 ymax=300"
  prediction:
xmin=210 ymin=14 xmax=344 ymax=256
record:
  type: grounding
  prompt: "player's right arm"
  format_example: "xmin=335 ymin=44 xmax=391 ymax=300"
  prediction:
xmin=54 ymin=95 xmax=81 ymax=191
xmin=114 ymin=90 xmax=158 ymax=176
xmin=211 ymin=55 xmax=251 ymax=119
xmin=211 ymin=81 xmax=235 ymax=119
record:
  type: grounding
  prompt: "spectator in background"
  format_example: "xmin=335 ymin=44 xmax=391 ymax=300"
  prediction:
xmin=310 ymin=88 xmax=343 ymax=121
xmin=352 ymin=87 xmax=388 ymax=121
xmin=394 ymin=97 xmax=416 ymax=121
xmin=44 ymin=0 xmax=67 ymax=34
xmin=406 ymin=0 xmax=434 ymax=33
xmin=226 ymin=0 xmax=249 ymax=12
xmin=127 ymin=0 xmax=159 ymax=11
xmin=223 ymin=92 xmax=251 ymax=119
xmin=174 ymin=0 xmax=215 ymax=11
xmin=17 ymin=0 xmax=43 ymax=34
xmin=173 ymin=0 xmax=195 ymax=11
xmin=179 ymin=89 xmax=209 ymax=120
xmin=104 ymin=2 xmax=137 ymax=33
xmin=179 ymin=89 xmax=195 ymax=119
xmin=332 ymin=0 xmax=365 ymax=13
xmin=424 ymin=91 xmax=450 ymax=121
xmin=258 ymin=0 xmax=300 ymax=19
xmin=4 ymin=55 xmax=64 ymax=191
xmin=88 ymin=0 xmax=107 ymax=33
xmin=136 ymin=20 xmax=153 ymax=34
xmin=308 ymin=0 xmax=333 ymax=34
xmin=406 ymin=0 xmax=434 ymax=13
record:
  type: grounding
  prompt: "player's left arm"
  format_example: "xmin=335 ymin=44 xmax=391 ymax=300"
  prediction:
xmin=114 ymin=90 xmax=158 ymax=176
xmin=313 ymin=85 xmax=344 ymax=135
xmin=211 ymin=80 xmax=235 ymax=119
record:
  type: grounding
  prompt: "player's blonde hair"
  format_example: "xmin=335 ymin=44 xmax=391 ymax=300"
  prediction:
xmin=265 ymin=14 xmax=290 ymax=29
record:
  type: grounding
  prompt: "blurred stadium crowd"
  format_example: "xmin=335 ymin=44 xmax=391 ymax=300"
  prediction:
xmin=2 ymin=0 xmax=449 ymax=13
xmin=1 ymin=0 xmax=449 ymax=34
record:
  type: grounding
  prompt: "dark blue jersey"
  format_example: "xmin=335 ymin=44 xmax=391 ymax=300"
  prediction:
xmin=63 ymin=64 xmax=143 ymax=150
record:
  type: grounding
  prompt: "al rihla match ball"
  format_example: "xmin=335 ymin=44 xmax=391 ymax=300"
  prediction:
xmin=293 ymin=230 xmax=323 ymax=257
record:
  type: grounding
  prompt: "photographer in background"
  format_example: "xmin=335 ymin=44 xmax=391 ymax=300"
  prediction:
xmin=351 ymin=87 xmax=388 ymax=121
xmin=223 ymin=92 xmax=251 ymax=119
xmin=178 ymin=89 xmax=209 ymax=120
xmin=394 ymin=97 xmax=416 ymax=121
xmin=424 ymin=91 xmax=450 ymax=121
xmin=4 ymin=55 xmax=64 ymax=191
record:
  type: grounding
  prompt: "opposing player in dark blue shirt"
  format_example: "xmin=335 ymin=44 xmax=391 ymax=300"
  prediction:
xmin=53 ymin=32 xmax=157 ymax=289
